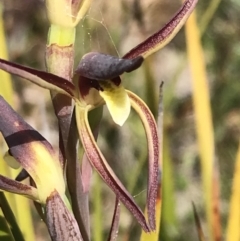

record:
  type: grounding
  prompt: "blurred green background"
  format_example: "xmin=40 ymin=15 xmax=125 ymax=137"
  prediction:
xmin=1 ymin=0 xmax=240 ymax=240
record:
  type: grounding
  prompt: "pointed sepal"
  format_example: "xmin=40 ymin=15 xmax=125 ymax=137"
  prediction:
xmin=123 ymin=0 xmax=198 ymax=59
xmin=75 ymin=104 xmax=150 ymax=232
xmin=127 ymin=90 xmax=160 ymax=230
xmin=0 ymin=58 xmax=77 ymax=98
xmin=0 ymin=175 xmax=39 ymax=201
xmin=46 ymin=190 xmax=83 ymax=241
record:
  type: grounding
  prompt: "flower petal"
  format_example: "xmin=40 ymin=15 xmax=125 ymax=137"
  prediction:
xmin=127 ymin=90 xmax=160 ymax=230
xmin=0 ymin=175 xmax=39 ymax=201
xmin=123 ymin=0 xmax=198 ymax=59
xmin=75 ymin=104 xmax=150 ymax=232
xmin=0 ymin=58 xmax=77 ymax=98
xmin=99 ymin=80 xmax=131 ymax=126
xmin=46 ymin=190 xmax=83 ymax=241
xmin=0 ymin=96 xmax=65 ymax=203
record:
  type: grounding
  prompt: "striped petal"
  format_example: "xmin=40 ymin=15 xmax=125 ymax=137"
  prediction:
xmin=127 ymin=90 xmax=160 ymax=230
xmin=123 ymin=0 xmax=198 ymax=59
xmin=0 ymin=96 xmax=65 ymax=203
xmin=0 ymin=175 xmax=39 ymax=201
xmin=46 ymin=190 xmax=83 ymax=241
xmin=0 ymin=58 xmax=77 ymax=98
xmin=75 ymin=103 xmax=150 ymax=232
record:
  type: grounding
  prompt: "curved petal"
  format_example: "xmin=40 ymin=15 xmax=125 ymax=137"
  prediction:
xmin=127 ymin=90 xmax=160 ymax=230
xmin=123 ymin=0 xmax=198 ymax=59
xmin=75 ymin=103 xmax=150 ymax=232
xmin=99 ymin=81 xmax=131 ymax=126
xmin=0 ymin=58 xmax=77 ymax=98
xmin=0 ymin=175 xmax=39 ymax=201
xmin=0 ymin=96 xmax=65 ymax=203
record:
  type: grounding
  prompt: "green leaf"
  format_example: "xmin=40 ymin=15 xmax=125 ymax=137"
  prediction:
xmin=0 ymin=215 xmax=15 ymax=241
xmin=0 ymin=192 xmax=25 ymax=241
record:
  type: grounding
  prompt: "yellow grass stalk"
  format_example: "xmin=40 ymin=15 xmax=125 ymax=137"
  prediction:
xmin=226 ymin=142 xmax=240 ymax=241
xmin=184 ymin=9 xmax=221 ymax=241
xmin=0 ymin=3 xmax=34 ymax=240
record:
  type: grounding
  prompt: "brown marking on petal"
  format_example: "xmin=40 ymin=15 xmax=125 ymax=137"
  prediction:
xmin=0 ymin=174 xmax=39 ymax=200
xmin=0 ymin=58 xmax=76 ymax=97
xmin=128 ymin=91 xmax=159 ymax=230
xmin=0 ymin=96 xmax=64 ymax=170
xmin=76 ymin=106 xmax=151 ymax=232
xmin=46 ymin=190 xmax=83 ymax=241
xmin=111 ymin=77 xmax=121 ymax=87
xmin=78 ymin=75 xmax=103 ymax=97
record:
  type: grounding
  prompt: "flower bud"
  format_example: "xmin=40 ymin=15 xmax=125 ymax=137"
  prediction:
xmin=46 ymin=0 xmax=93 ymax=27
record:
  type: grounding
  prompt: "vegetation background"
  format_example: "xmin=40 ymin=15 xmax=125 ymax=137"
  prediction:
xmin=1 ymin=0 xmax=240 ymax=240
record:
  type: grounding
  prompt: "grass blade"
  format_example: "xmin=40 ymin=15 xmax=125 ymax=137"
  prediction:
xmin=184 ymin=9 xmax=221 ymax=241
xmin=0 ymin=192 xmax=25 ymax=241
xmin=192 ymin=202 xmax=206 ymax=241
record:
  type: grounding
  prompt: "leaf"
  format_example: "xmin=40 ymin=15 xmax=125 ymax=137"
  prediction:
xmin=0 ymin=215 xmax=15 ymax=241
xmin=127 ymin=90 xmax=159 ymax=230
xmin=123 ymin=0 xmax=198 ymax=59
xmin=0 ymin=192 xmax=25 ymax=241
xmin=75 ymin=103 xmax=150 ymax=232
xmin=192 ymin=202 xmax=206 ymax=241
xmin=46 ymin=190 xmax=83 ymax=241
xmin=184 ymin=9 xmax=220 ymax=241
xmin=0 ymin=58 xmax=77 ymax=98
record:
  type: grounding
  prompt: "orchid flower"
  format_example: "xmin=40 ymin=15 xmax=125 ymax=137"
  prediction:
xmin=0 ymin=0 xmax=198 ymax=232
xmin=0 ymin=96 xmax=82 ymax=240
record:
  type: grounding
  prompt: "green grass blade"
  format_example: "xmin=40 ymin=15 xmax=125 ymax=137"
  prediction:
xmin=0 ymin=4 xmax=35 ymax=241
xmin=93 ymin=173 xmax=103 ymax=241
xmin=0 ymin=214 xmax=15 ymax=241
xmin=0 ymin=192 xmax=25 ymax=241
xmin=184 ymin=9 xmax=221 ymax=241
